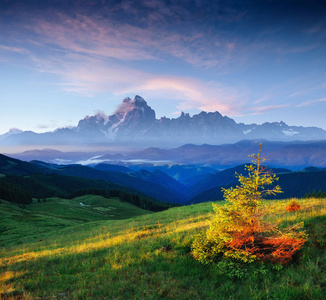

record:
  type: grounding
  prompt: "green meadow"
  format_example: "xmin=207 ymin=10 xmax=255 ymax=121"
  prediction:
xmin=0 ymin=196 xmax=151 ymax=248
xmin=0 ymin=197 xmax=326 ymax=299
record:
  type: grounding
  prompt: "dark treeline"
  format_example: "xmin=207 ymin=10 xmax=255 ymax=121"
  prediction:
xmin=0 ymin=181 xmax=33 ymax=205
xmin=0 ymin=174 xmax=127 ymax=199
xmin=303 ymin=189 xmax=326 ymax=198
xmin=67 ymin=188 xmax=178 ymax=212
xmin=118 ymin=190 xmax=178 ymax=212
xmin=272 ymin=171 xmax=326 ymax=199
xmin=0 ymin=174 xmax=177 ymax=212
xmin=190 ymin=169 xmax=326 ymax=204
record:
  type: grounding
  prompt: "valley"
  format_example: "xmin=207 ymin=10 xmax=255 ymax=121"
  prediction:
xmin=1 ymin=149 xmax=326 ymax=207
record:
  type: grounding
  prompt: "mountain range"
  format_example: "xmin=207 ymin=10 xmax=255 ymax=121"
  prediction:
xmin=9 ymin=139 xmax=326 ymax=169
xmin=1 ymin=95 xmax=326 ymax=147
xmin=1 ymin=152 xmax=326 ymax=206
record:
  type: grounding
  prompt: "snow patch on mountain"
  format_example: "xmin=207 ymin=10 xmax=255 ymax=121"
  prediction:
xmin=282 ymin=129 xmax=299 ymax=136
xmin=243 ymin=129 xmax=252 ymax=135
xmin=1 ymin=95 xmax=326 ymax=147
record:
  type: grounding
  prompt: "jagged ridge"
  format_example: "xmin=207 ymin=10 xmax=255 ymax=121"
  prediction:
xmin=1 ymin=95 xmax=326 ymax=146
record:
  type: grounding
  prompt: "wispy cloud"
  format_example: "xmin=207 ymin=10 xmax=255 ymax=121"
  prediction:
xmin=30 ymin=14 xmax=158 ymax=61
xmin=288 ymin=90 xmax=310 ymax=98
xmin=304 ymin=23 xmax=326 ymax=34
xmin=249 ymin=104 xmax=289 ymax=115
xmin=288 ymin=82 xmax=326 ymax=98
xmin=0 ymin=45 xmax=29 ymax=54
xmin=23 ymin=8 xmax=243 ymax=70
xmin=275 ymin=44 xmax=320 ymax=55
xmin=253 ymin=95 xmax=273 ymax=104
xmin=35 ymin=124 xmax=55 ymax=129
xmin=297 ymin=97 xmax=326 ymax=107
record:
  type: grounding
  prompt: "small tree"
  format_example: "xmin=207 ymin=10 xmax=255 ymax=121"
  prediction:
xmin=192 ymin=144 xmax=306 ymax=274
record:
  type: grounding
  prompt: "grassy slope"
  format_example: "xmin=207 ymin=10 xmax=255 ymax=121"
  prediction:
xmin=0 ymin=196 xmax=151 ymax=247
xmin=0 ymin=198 xmax=326 ymax=299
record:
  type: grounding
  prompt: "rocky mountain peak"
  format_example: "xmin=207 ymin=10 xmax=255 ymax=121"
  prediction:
xmin=115 ymin=95 xmax=152 ymax=115
xmin=122 ymin=97 xmax=132 ymax=103
xmin=133 ymin=95 xmax=146 ymax=104
xmin=180 ymin=112 xmax=190 ymax=118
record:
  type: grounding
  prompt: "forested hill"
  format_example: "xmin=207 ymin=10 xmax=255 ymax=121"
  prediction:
xmin=0 ymin=154 xmax=178 ymax=211
xmin=190 ymin=168 xmax=326 ymax=204
xmin=1 ymin=153 xmax=326 ymax=207
xmin=0 ymin=153 xmax=41 ymax=175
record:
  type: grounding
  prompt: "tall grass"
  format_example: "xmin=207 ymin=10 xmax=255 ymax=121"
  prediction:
xmin=0 ymin=198 xmax=325 ymax=299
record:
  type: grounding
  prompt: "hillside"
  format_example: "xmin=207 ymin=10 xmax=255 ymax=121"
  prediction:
xmin=1 ymin=198 xmax=325 ymax=299
xmin=190 ymin=169 xmax=326 ymax=204
xmin=0 ymin=196 xmax=151 ymax=247
xmin=0 ymin=153 xmax=41 ymax=175
xmin=2 ymin=153 xmax=326 ymax=207
xmin=30 ymin=161 xmax=187 ymax=204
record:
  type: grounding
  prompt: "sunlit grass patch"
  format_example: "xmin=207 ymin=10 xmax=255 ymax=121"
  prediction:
xmin=0 ymin=198 xmax=325 ymax=299
xmin=0 ymin=271 xmax=24 ymax=294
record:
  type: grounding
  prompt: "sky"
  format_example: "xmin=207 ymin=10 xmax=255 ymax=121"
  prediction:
xmin=1 ymin=0 xmax=326 ymax=135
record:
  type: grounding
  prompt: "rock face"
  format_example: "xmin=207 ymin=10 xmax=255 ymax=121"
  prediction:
xmin=111 ymin=96 xmax=157 ymax=140
xmin=75 ymin=96 xmax=157 ymax=143
xmin=238 ymin=121 xmax=326 ymax=140
xmin=74 ymin=95 xmax=243 ymax=145
xmin=1 ymin=95 xmax=326 ymax=146
xmin=156 ymin=111 xmax=243 ymax=144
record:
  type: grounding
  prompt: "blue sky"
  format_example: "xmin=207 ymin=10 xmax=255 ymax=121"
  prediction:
xmin=1 ymin=0 xmax=326 ymax=135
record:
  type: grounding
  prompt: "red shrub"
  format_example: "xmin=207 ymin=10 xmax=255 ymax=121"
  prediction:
xmin=226 ymin=231 xmax=306 ymax=265
xmin=286 ymin=200 xmax=301 ymax=212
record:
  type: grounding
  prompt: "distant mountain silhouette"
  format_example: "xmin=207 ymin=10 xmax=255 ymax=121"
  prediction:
xmin=1 ymin=95 xmax=326 ymax=147
xmin=8 ymin=140 xmax=326 ymax=169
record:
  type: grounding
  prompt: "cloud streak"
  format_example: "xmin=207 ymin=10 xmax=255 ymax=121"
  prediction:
xmin=0 ymin=45 xmax=29 ymax=54
xmin=27 ymin=12 xmax=225 ymax=68
xmin=251 ymin=104 xmax=289 ymax=114
xmin=297 ymin=97 xmax=326 ymax=107
xmin=18 ymin=1 xmax=257 ymax=72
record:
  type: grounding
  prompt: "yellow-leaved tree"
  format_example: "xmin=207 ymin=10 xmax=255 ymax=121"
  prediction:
xmin=192 ymin=144 xmax=306 ymax=277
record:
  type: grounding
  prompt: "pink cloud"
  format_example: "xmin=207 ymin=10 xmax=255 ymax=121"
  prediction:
xmin=26 ymin=12 xmax=234 ymax=69
xmin=131 ymin=76 xmax=245 ymax=115
xmin=30 ymin=14 xmax=157 ymax=61
xmin=31 ymin=51 xmax=245 ymax=116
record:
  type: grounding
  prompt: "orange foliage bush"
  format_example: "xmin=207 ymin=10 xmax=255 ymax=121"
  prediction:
xmin=226 ymin=230 xmax=306 ymax=265
xmin=286 ymin=200 xmax=301 ymax=212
